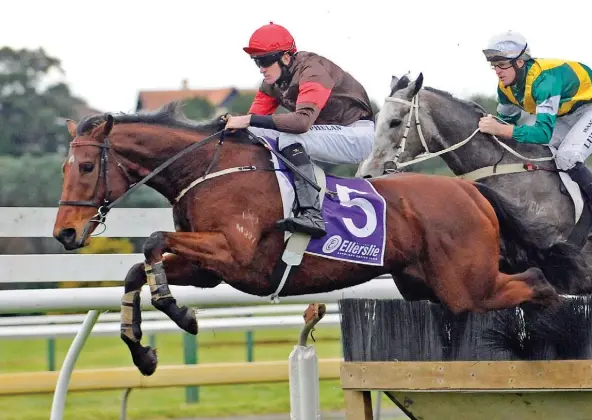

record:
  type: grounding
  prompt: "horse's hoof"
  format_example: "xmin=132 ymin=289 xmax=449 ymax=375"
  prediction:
xmin=178 ymin=307 xmax=198 ymax=335
xmin=532 ymin=285 xmax=560 ymax=308
xmin=136 ymin=346 xmax=158 ymax=376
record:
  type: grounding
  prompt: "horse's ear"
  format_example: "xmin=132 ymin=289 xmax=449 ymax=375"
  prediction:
xmin=390 ymin=75 xmax=400 ymax=94
xmin=390 ymin=72 xmax=411 ymax=96
xmin=90 ymin=114 xmax=115 ymax=141
xmin=104 ymin=114 xmax=114 ymax=136
xmin=411 ymin=72 xmax=424 ymax=97
xmin=66 ymin=119 xmax=77 ymax=138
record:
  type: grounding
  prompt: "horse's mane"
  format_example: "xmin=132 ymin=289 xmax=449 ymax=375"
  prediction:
xmin=387 ymin=74 xmax=488 ymax=117
xmin=76 ymin=101 xmax=226 ymax=136
xmin=423 ymin=86 xmax=489 ymax=117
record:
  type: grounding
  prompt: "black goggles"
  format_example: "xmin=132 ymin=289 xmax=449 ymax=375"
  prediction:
xmin=489 ymin=60 xmax=514 ymax=70
xmin=252 ymin=52 xmax=284 ymax=68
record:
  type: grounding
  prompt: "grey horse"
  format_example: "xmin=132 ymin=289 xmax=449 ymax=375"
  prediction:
xmin=357 ymin=72 xmax=592 ymax=295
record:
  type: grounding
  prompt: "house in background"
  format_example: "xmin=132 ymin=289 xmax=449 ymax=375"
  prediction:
xmin=55 ymin=101 xmax=103 ymax=128
xmin=135 ymin=79 xmax=257 ymax=113
xmin=72 ymin=102 xmax=103 ymax=120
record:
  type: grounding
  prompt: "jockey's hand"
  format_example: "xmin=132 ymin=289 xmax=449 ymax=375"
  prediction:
xmin=478 ymin=114 xmax=514 ymax=138
xmin=225 ymin=115 xmax=251 ymax=130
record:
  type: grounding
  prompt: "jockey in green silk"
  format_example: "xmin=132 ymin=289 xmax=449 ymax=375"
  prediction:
xmin=479 ymin=30 xmax=592 ymax=209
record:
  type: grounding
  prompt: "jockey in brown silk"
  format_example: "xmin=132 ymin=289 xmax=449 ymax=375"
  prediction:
xmin=225 ymin=22 xmax=375 ymax=239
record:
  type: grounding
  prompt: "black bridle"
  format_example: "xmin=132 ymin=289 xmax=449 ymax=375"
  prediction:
xmin=59 ymin=128 xmax=226 ymax=246
xmin=58 ymin=122 xmax=322 ymax=247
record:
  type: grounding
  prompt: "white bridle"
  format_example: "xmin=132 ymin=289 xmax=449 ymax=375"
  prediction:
xmin=383 ymin=92 xmax=553 ymax=178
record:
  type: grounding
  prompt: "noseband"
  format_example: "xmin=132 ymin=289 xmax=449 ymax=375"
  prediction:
xmin=59 ymin=138 xmax=129 ymax=239
xmin=383 ymin=94 xmax=430 ymax=173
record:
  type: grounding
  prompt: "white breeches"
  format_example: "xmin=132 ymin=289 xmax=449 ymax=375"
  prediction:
xmin=548 ymin=104 xmax=592 ymax=171
xmin=249 ymin=119 xmax=375 ymax=165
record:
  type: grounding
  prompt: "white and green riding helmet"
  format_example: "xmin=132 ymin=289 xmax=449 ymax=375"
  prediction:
xmin=482 ymin=30 xmax=531 ymax=63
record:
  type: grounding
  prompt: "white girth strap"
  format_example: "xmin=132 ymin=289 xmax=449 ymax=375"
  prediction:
xmin=174 ymin=166 xmax=257 ymax=204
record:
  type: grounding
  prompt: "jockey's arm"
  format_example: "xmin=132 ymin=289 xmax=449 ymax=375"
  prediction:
xmin=248 ymin=88 xmax=279 ymax=115
xmin=249 ymin=65 xmax=335 ymax=134
xmin=510 ymin=73 xmax=560 ymax=144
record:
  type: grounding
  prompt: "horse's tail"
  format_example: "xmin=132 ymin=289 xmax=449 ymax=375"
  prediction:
xmin=473 ymin=182 xmax=590 ymax=294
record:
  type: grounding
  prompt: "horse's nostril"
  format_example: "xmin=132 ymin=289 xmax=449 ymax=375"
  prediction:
xmin=58 ymin=228 xmax=76 ymax=243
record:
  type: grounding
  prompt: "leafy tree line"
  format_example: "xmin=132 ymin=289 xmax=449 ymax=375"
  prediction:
xmin=0 ymin=154 xmax=168 ymax=208
xmin=0 ymin=47 xmax=84 ymax=156
xmin=0 ymin=46 xmax=501 ymax=208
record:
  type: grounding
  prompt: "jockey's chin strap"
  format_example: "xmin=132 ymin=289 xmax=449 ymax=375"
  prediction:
xmin=383 ymin=92 xmax=553 ymax=175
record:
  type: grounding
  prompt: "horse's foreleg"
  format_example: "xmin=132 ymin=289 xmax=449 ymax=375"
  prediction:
xmin=121 ymin=253 xmax=223 ymax=376
xmin=142 ymin=233 xmax=199 ymax=336
xmin=142 ymin=230 xmax=242 ymax=336
xmin=120 ymin=262 xmax=157 ymax=376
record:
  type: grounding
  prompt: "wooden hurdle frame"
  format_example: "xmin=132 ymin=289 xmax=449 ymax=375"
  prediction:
xmin=340 ymin=360 xmax=592 ymax=419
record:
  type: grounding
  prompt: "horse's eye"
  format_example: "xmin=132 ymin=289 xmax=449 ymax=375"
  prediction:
xmin=390 ymin=119 xmax=402 ymax=128
xmin=79 ymin=162 xmax=95 ymax=173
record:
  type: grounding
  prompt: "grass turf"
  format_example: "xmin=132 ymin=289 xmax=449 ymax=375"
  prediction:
xmin=0 ymin=326 xmax=357 ymax=420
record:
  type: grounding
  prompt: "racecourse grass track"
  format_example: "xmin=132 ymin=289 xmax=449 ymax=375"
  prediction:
xmin=0 ymin=325 xmax=393 ymax=420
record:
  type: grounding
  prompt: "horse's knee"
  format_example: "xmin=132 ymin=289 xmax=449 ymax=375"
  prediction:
xmin=143 ymin=231 xmax=166 ymax=263
xmin=124 ymin=262 xmax=146 ymax=292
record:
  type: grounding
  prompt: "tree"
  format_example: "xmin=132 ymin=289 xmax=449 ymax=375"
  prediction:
xmin=468 ymin=93 xmax=498 ymax=115
xmin=0 ymin=154 xmax=168 ymax=208
xmin=226 ymin=92 xmax=256 ymax=115
xmin=182 ymin=97 xmax=216 ymax=121
xmin=370 ymin=99 xmax=380 ymax=114
xmin=0 ymin=47 xmax=85 ymax=156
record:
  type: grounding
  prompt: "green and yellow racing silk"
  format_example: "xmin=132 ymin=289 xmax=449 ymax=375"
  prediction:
xmin=496 ymin=58 xmax=592 ymax=144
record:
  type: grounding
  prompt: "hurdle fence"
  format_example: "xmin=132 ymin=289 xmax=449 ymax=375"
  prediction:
xmin=0 ymin=206 xmax=401 ymax=420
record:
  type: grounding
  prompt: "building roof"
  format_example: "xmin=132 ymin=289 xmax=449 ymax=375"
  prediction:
xmin=136 ymin=80 xmax=258 ymax=112
xmin=72 ymin=102 xmax=103 ymax=120
xmin=137 ymin=88 xmax=236 ymax=111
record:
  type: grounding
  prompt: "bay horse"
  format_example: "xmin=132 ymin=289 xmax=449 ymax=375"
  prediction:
xmin=358 ymin=72 xmax=592 ymax=295
xmin=53 ymin=102 xmax=577 ymax=376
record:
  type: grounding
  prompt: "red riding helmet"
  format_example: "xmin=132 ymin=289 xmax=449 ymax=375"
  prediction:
xmin=243 ymin=22 xmax=297 ymax=56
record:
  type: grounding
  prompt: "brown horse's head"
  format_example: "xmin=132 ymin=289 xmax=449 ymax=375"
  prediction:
xmin=53 ymin=114 xmax=130 ymax=250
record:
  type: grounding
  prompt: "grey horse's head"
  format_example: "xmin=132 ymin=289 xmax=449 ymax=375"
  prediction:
xmin=357 ymin=72 xmax=440 ymax=177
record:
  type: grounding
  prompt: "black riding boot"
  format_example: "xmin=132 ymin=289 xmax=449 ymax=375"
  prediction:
xmin=276 ymin=143 xmax=327 ymax=238
xmin=567 ymin=162 xmax=592 ymax=206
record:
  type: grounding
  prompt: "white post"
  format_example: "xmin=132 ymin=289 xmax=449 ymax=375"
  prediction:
xmin=50 ymin=310 xmax=100 ymax=420
xmin=289 ymin=345 xmax=321 ymax=420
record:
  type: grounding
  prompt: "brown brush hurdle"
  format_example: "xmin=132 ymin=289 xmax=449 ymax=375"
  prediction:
xmin=338 ymin=298 xmax=592 ymax=420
